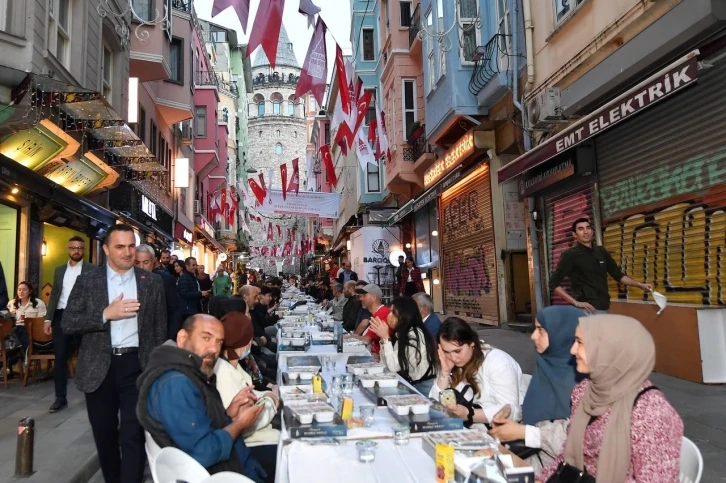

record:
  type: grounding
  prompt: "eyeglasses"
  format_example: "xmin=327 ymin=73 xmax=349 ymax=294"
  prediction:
xmin=68 ymin=246 xmax=85 ymax=251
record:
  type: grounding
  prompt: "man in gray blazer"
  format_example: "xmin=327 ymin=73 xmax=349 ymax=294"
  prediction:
xmin=44 ymin=236 xmax=96 ymax=413
xmin=62 ymin=224 xmax=167 ymax=483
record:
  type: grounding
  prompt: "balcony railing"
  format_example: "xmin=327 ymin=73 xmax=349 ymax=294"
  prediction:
xmin=252 ymin=72 xmax=300 ymax=87
xmin=409 ymin=4 xmax=421 ymax=48
xmin=218 ymin=78 xmax=239 ymax=97
xmin=402 ymin=124 xmax=431 ymax=162
xmin=469 ymin=34 xmax=511 ymax=96
xmin=195 ymin=70 xmax=219 ymax=87
xmin=171 ymin=0 xmax=191 ymax=13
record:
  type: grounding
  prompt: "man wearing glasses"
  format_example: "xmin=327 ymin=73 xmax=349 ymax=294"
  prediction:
xmin=44 ymin=236 xmax=95 ymax=413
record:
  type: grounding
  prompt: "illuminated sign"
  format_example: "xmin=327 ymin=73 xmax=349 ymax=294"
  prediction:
xmin=175 ymin=222 xmax=193 ymax=244
xmin=424 ymin=131 xmax=482 ymax=188
xmin=0 ymin=124 xmax=67 ymax=170
xmin=141 ymin=195 xmax=157 ymax=220
xmin=39 ymin=154 xmax=109 ymax=195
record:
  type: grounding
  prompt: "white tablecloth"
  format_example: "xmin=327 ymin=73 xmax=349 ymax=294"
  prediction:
xmin=278 ymin=438 xmax=436 ymax=483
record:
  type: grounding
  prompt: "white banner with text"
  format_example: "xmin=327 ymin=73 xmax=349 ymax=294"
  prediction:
xmin=255 ymin=189 xmax=342 ymax=218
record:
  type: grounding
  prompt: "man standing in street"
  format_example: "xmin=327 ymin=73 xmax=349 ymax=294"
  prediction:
xmin=212 ymin=266 xmax=233 ymax=297
xmin=135 ymin=245 xmax=179 ymax=340
xmin=178 ymin=257 xmax=210 ymax=327
xmin=337 ymin=262 xmax=358 ymax=284
xmin=44 ymin=236 xmax=95 ymax=413
xmin=550 ymin=218 xmax=653 ymax=314
xmin=197 ymin=265 xmax=214 ymax=313
xmin=62 ymin=224 xmax=167 ymax=483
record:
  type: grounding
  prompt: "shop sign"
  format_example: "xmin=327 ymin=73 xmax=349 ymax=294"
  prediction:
xmin=175 ymin=222 xmax=193 ymax=244
xmin=200 ymin=218 xmax=215 ymax=239
xmin=498 ymin=50 xmax=700 ymax=183
xmin=0 ymin=124 xmax=67 ymax=170
xmin=141 ymin=195 xmax=157 ymax=220
xmin=424 ymin=131 xmax=492 ymax=188
xmin=38 ymin=153 xmax=110 ymax=195
xmin=518 ymin=157 xmax=575 ymax=196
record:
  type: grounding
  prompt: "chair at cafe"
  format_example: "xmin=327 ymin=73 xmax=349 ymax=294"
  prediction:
xmin=679 ymin=436 xmax=703 ymax=483
xmin=201 ymin=472 xmax=256 ymax=483
xmin=0 ymin=318 xmax=25 ymax=388
xmin=23 ymin=317 xmax=55 ymax=387
xmin=145 ymin=431 xmax=162 ymax=468
xmin=152 ymin=446 xmax=210 ymax=483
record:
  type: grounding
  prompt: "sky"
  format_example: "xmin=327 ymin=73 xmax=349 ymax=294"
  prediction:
xmin=193 ymin=0 xmax=354 ymax=72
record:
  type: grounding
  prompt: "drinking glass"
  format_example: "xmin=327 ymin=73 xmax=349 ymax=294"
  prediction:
xmin=355 ymin=440 xmax=378 ymax=463
xmin=342 ymin=380 xmax=354 ymax=395
xmin=359 ymin=405 xmax=375 ymax=427
xmin=392 ymin=424 xmax=410 ymax=445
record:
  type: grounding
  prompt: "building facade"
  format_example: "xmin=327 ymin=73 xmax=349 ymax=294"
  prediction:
xmin=498 ymin=0 xmax=726 ymax=382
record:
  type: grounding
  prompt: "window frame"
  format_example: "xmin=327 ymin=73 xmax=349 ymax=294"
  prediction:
xmin=399 ymin=0 xmax=412 ymax=28
xmin=101 ymin=41 xmax=113 ymax=101
xmin=48 ymin=0 xmax=71 ymax=68
xmin=402 ymin=78 xmax=417 ymax=139
xmin=275 ymin=143 xmax=283 ymax=155
xmin=366 ymin=161 xmax=381 ymax=193
xmin=273 ymin=100 xmax=281 ymax=115
xmin=131 ymin=0 xmax=152 ymax=22
xmin=425 ymin=8 xmax=434 ymax=93
xmin=167 ymin=36 xmax=184 ymax=84
xmin=195 ymin=106 xmax=207 ymax=138
xmin=137 ymin=104 xmax=146 ymax=143
xmin=554 ymin=0 xmax=585 ymax=25
xmin=0 ymin=0 xmax=24 ymax=37
xmin=436 ymin=0 xmax=446 ymax=80
xmin=150 ymin=120 xmax=158 ymax=157
xmin=361 ymin=28 xmax=375 ymax=62
xmin=458 ymin=0 xmax=481 ymax=65
xmin=496 ymin=0 xmax=512 ymax=62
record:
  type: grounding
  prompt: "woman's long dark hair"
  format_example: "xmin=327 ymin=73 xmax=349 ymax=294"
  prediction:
xmin=14 ymin=281 xmax=39 ymax=309
xmin=437 ymin=317 xmax=484 ymax=396
xmin=389 ymin=297 xmax=437 ymax=381
xmin=172 ymin=260 xmax=187 ymax=278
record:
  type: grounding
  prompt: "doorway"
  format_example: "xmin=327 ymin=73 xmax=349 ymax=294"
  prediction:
xmin=510 ymin=252 xmax=531 ymax=323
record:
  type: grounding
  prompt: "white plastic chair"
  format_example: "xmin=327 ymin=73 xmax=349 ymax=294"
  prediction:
xmin=201 ymin=472 xmax=256 ymax=483
xmin=145 ymin=431 xmax=162 ymax=469
xmin=152 ymin=446 xmax=210 ymax=483
xmin=679 ymin=437 xmax=703 ymax=483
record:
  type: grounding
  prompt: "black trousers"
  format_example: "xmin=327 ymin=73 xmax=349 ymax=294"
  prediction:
xmin=52 ymin=309 xmax=79 ymax=398
xmin=404 ymin=281 xmax=418 ymax=297
xmin=85 ymin=353 xmax=145 ymax=483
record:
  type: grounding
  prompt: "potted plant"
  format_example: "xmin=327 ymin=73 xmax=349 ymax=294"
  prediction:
xmin=406 ymin=121 xmax=424 ymax=145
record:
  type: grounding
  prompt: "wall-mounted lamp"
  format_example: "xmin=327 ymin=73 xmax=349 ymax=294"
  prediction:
xmin=11 ymin=187 xmax=19 ymax=195
xmin=405 ymin=243 xmax=411 ymax=248
xmin=41 ymin=239 xmax=48 ymax=257
xmin=174 ymin=158 xmax=190 ymax=188
xmin=346 ymin=240 xmax=351 ymax=251
xmin=431 ymin=230 xmax=439 ymax=237
xmin=433 ymin=278 xmax=440 ymax=285
xmin=128 ymin=78 xmax=139 ymax=123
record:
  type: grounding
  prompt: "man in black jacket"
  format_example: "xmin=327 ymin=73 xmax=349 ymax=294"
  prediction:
xmin=135 ymin=245 xmax=179 ymax=341
xmin=136 ymin=314 xmax=266 ymax=481
xmin=341 ymin=281 xmax=361 ymax=332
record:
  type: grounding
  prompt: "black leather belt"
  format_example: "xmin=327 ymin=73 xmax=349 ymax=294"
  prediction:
xmin=112 ymin=347 xmax=138 ymax=355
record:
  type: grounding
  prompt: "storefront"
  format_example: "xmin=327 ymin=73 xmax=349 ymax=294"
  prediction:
xmin=499 ymin=48 xmax=726 ymax=382
xmin=175 ymin=221 xmax=195 ymax=259
xmin=109 ymin=181 xmax=174 ymax=251
xmin=195 ymin=214 xmax=225 ymax=270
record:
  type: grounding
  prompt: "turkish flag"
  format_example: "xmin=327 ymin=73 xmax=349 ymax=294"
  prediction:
xmin=258 ymin=172 xmax=267 ymax=193
xmin=227 ymin=186 xmax=239 ymax=225
xmin=295 ymin=18 xmax=327 ymax=106
xmin=248 ymin=178 xmax=266 ymax=205
xmin=335 ymin=44 xmax=351 ymax=114
xmin=280 ymin=163 xmax=288 ymax=200
xmin=353 ymin=90 xmax=372 ymax=136
xmin=334 ymin=121 xmax=355 ymax=152
xmin=288 ymin=158 xmax=300 ymax=195
xmin=246 ymin=0 xmax=284 ymax=68
xmin=368 ymin=119 xmax=377 ymax=145
xmin=320 ymin=145 xmax=337 ymax=187
xmin=267 ymin=222 xmax=273 ymax=241
xmin=212 ymin=0 xmax=250 ymax=33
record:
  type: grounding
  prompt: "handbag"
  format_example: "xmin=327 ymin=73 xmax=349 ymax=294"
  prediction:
xmin=545 ymin=462 xmax=596 ymax=483
xmin=504 ymin=439 xmax=542 ymax=460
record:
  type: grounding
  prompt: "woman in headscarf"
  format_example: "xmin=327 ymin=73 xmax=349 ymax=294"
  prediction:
xmin=214 ymin=312 xmax=280 ymax=483
xmin=489 ymin=305 xmax=582 ymax=472
xmin=537 ymin=315 xmax=683 ymax=483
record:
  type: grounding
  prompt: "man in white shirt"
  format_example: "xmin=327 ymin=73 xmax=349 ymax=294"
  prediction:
xmin=44 ymin=236 xmax=95 ymax=413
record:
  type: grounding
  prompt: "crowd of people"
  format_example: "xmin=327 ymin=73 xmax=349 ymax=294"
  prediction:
xmin=0 ymin=216 xmax=687 ymax=483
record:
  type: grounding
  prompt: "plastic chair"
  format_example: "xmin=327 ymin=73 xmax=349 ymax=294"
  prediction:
xmin=152 ymin=446 xmax=210 ymax=483
xmin=145 ymin=431 xmax=162 ymax=469
xmin=679 ymin=436 xmax=703 ymax=483
xmin=23 ymin=317 xmax=54 ymax=386
xmin=201 ymin=472 xmax=256 ymax=483
xmin=0 ymin=319 xmax=24 ymax=388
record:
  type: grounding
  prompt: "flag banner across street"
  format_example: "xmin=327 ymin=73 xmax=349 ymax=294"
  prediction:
xmin=256 ymin=189 xmax=341 ymax=218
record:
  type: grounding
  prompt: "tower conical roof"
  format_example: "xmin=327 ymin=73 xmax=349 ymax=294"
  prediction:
xmin=252 ymin=24 xmax=299 ymax=69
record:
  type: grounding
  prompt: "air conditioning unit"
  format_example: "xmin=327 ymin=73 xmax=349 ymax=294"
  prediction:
xmin=527 ymin=88 xmax=563 ymax=130
xmin=193 ymin=199 xmax=202 ymax=215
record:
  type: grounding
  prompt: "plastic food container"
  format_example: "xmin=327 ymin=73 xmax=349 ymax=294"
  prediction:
xmin=385 ymin=395 xmax=431 ymax=415
xmin=291 ymin=338 xmax=306 ymax=347
xmin=359 ymin=373 xmax=399 ymax=388
xmin=347 ymin=362 xmax=386 ymax=375
xmin=298 ymin=372 xmax=314 ymax=381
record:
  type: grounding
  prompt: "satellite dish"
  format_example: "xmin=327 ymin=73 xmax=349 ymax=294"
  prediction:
xmin=389 ymin=249 xmax=406 ymax=267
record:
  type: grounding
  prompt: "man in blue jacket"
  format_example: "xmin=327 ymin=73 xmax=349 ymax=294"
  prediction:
xmin=413 ymin=292 xmax=441 ymax=339
xmin=136 ymin=314 xmax=267 ymax=481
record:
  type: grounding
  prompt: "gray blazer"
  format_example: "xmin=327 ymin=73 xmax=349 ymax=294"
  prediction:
xmin=61 ymin=266 xmax=167 ymax=393
xmin=46 ymin=261 xmax=96 ymax=323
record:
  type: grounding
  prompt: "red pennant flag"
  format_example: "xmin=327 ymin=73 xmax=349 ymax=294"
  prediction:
xmin=280 ymin=163 xmax=288 ymax=200
xmin=267 ymin=222 xmax=273 ymax=241
xmin=335 ymin=44 xmax=351 ymax=115
xmin=334 ymin=121 xmax=355 ymax=152
xmin=298 ymin=0 xmax=321 ymax=27
xmin=246 ymin=0 xmax=284 ymax=68
xmin=256 ymin=215 xmax=262 ymax=224
xmin=248 ymin=178 xmax=266 ymax=204
xmin=288 ymin=158 xmax=300 ymax=195
xmin=353 ymin=90 xmax=373 ymax=136
xmin=212 ymin=0 xmax=250 ymax=33
xmin=276 ymin=224 xmax=282 ymax=237
xmin=368 ymin=119 xmax=377 ymax=145
xmin=227 ymin=186 xmax=239 ymax=225
xmin=320 ymin=145 xmax=337 ymax=187
xmin=258 ymin=172 xmax=267 ymax=193
xmin=294 ymin=18 xmax=328 ymax=107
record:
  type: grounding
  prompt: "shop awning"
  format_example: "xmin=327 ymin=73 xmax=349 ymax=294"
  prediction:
xmin=497 ymin=50 xmax=701 ymax=184
xmin=385 ymin=165 xmax=464 ymax=226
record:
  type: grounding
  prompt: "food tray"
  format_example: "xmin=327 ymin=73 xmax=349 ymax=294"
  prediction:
xmin=359 ymin=381 xmax=418 ymax=406
xmin=278 ymin=385 xmax=314 ymax=401
xmin=358 ymin=372 xmax=400 ymax=388
xmin=385 ymin=394 xmax=431 ymax=415
xmin=347 ymin=362 xmax=385 ymax=375
xmin=281 ymin=406 xmax=348 ymax=439
xmin=425 ymin=428 xmax=497 ymax=449
xmin=286 ymin=356 xmax=322 ymax=367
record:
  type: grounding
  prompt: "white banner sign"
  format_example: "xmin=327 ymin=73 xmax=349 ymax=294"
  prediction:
xmin=255 ymin=189 xmax=341 ymax=218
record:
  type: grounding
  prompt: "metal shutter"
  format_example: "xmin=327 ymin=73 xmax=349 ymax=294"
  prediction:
xmin=596 ymin=63 xmax=726 ymax=306
xmin=440 ymin=163 xmax=499 ymax=323
xmin=543 ymin=179 xmax=597 ymax=305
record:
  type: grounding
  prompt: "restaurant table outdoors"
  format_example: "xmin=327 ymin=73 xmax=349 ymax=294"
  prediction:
xmin=271 ymin=288 xmax=534 ymax=483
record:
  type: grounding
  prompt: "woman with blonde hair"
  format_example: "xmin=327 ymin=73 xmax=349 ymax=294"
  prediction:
xmin=538 ymin=315 xmax=683 ymax=483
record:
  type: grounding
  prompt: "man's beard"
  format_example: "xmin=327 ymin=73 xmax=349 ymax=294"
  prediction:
xmin=200 ymin=352 xmax=217 ymax=375
xmin=70 ymin=253 xmax=83 ymax=262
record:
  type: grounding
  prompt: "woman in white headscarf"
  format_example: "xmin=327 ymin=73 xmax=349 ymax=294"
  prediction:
xmin=537 ymin=315 xmax=683 ymax=483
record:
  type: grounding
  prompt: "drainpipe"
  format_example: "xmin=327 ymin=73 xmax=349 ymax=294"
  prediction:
xmin=510 ymin=0 xmax=543 ymax=313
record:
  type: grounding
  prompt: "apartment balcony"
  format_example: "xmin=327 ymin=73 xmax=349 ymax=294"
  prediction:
xmin=180 ymin=121 xmax=193 ymax=144
xmin=195 ymin=70 xmax=220 ymax=89
xmin=409 ymin=3 xmax=422 ymax=60
xmin=386 ymin=138 xmax=425 ymax=197
xmin=129 ymin=22 xmax=171 ymax=82
xmin=409 ymin=127 xmax=436 ymax=175
xmin=469 ymin=34 xmax=512 ymax=108
xmin=147 ymin=79 xmax=193 ymax=125
xmin=171 ymin=0 xmax=191 ymax=13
